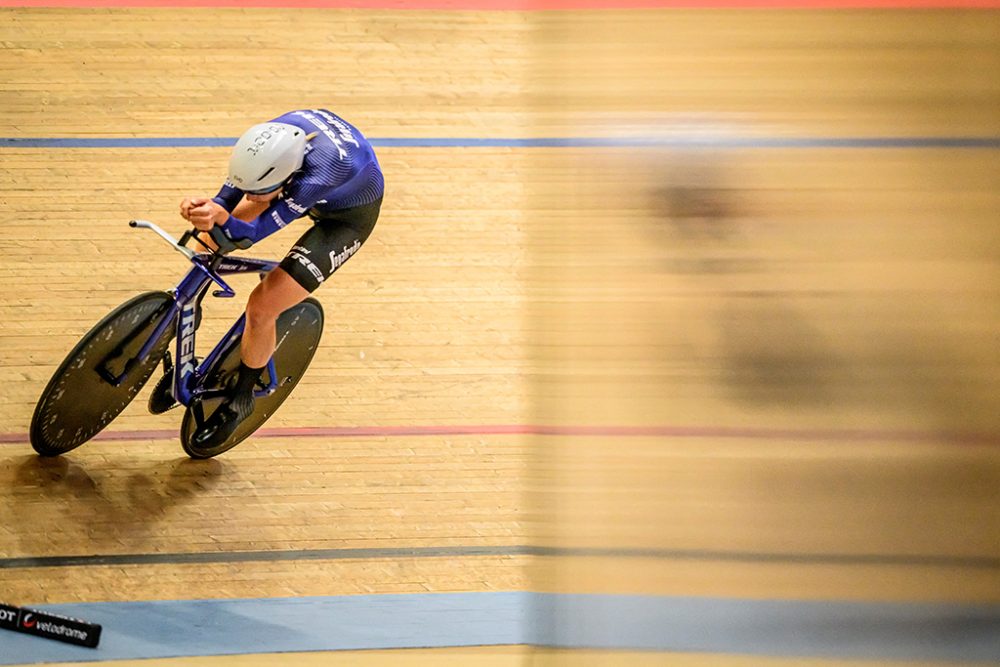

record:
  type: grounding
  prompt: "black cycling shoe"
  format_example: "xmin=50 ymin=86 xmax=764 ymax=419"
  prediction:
xmin=191 ymin=391 xmax=255 ymax=449
xmin=147 ymin=371 xmax=178 ymax=414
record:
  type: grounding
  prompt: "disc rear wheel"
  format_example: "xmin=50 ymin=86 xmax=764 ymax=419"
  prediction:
xmin=180 ymin=298 xmax=324 ymax=459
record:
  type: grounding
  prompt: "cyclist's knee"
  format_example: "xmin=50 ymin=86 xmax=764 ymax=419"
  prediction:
xmin=245 ymin=283 xmax=280 ymax=328
xmin=246 ymin=269 xmax=308 ymax=330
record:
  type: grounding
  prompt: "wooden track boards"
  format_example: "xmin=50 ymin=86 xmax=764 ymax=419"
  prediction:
xmin=1 ymin=7 xmax=998 ymax=665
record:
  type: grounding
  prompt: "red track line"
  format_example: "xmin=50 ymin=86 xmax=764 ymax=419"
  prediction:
xmin=2 ymin=424 xmax=997 ymax=445
xmin=1 ymin=0 xmax=998 ymax=8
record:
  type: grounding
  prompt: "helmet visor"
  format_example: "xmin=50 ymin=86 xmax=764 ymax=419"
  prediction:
xmin=245 ymin=181 xmax=285 ymax=196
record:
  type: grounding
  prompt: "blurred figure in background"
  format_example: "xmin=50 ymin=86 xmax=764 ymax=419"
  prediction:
xmin=526 ymin=8 xmax=1000 ymax=660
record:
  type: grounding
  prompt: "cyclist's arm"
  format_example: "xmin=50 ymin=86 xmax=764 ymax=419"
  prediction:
xmin=211 ymin=181 xmax=244 ymax=212
xmin=218 ymin=185 xmax=324 ymax=246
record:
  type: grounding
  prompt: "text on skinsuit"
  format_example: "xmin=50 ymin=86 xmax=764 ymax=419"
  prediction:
xmin=287 ymin=248 xmax=324 ymax=284
xmin=285 ymin=197 xmax=308 ymax=215
xmin=270 ymin=209 xmax=288 ymax=228
xmin=179 ymin=303 xmax=196 ymax=377
xmin=292 ymin=110 xmax=350 ymax=160
xmin=314 ymin=109 xmax=360 ymax=148
xmin=330 ymin=239 xmax=362 ymax=272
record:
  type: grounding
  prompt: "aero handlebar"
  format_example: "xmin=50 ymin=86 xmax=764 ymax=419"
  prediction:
xmin=129 ymin=220 xmax=197 ymax=260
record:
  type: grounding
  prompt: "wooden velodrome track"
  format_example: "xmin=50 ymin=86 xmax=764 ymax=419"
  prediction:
xmin=1 ymin=3 xmax=999 ymax=666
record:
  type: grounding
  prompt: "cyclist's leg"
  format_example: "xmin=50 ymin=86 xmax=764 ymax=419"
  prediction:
xmin=277 ymin=197 xmax=382 ymax=296
xmin=242 ymin=268 xmax=309 ymax=368
xmin=192 ymin=197 xmax=381 ymax=447
xmin=189 ymin=270 xmax=304 ymax=446
xmin=242 ymin=198 xmax=380 ymax=369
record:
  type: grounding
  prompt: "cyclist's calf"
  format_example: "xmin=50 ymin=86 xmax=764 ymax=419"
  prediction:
xmin=242 ymin=268 xmax=310 ymax=368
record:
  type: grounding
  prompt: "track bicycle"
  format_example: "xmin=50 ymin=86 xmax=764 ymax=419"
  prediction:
xmin=30 ymin=220 xmax=324 ymax=459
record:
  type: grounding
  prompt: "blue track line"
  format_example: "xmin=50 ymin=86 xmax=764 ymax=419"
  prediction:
xmin=2 ymin=136 xmax=1000 ymax=149
xmin=0 ymin=593 xmax=998 ymax=665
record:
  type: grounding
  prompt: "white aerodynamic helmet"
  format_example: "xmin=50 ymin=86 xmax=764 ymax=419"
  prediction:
xmin=228 ymin=122 xmax=307 ymax=193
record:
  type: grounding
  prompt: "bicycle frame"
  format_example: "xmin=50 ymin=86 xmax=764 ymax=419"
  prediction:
xmin=113 ymin=220 xmax=281 ymax=407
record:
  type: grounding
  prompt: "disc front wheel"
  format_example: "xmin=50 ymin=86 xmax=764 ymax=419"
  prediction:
xmin=30 ymin=291 xmax=175 ymax=456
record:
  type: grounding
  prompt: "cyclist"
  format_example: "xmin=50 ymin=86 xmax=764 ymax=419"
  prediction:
xmin=171 ymin=109 xmax=384 ymax=448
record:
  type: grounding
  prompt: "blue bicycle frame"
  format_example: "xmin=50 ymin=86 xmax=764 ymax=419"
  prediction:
xmin=120 ymin=220 xmax=280 ymax=408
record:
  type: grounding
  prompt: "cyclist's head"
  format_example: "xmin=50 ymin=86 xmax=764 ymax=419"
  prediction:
xmin=228 ymin=122 xmax=307 ymax=195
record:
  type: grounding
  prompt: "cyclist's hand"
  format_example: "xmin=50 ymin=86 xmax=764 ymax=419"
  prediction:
xmin=179 ymin=197 xmax=197 ymax=221
xmin=188 ymin=199 xmax=229 ymax=231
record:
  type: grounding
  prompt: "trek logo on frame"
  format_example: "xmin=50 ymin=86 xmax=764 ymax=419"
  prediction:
xmin=179 ymin=302 xmax=197 ymax=378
